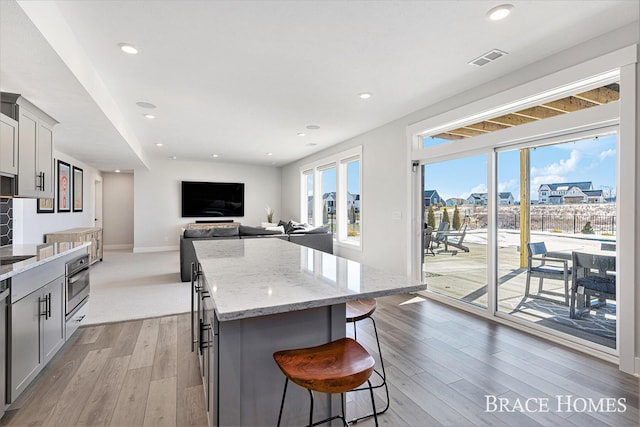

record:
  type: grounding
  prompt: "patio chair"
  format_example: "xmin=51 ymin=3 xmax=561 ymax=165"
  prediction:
xmin=444 ymin=224 xmax=469 ymax=253
xmin=525 ymin=242 xmax=571 ymax=305
xmin=430 ymin=222 xmax=449 ymax=250
xmin=424 ymin=225 xmax=435 ymax=256
xmin=570 ymin=251 xmax=616 ymax=319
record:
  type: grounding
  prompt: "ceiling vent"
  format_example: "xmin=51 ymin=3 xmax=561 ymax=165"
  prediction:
xmin=468 ymin=49 xmax=508 ymax=67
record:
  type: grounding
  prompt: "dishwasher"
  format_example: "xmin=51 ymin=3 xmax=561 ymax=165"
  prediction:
xmin=0 ymin=279 xmax=8 ymax=419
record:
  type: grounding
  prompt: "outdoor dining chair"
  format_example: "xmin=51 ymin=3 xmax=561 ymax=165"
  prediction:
xmin=570 ymin=251 xmax=616 ymax=319
xmin=525 ymin=242 xmax=571 ymax=305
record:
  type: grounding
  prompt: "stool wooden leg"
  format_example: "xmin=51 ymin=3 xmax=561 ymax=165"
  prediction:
xmin=277 ymin=378 xmax=289 ymax=427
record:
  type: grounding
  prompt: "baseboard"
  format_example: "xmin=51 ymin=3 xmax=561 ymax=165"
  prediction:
xmin=635 ymin=357 xmax=640 ymax=377
xmin=133 ymin=245 xmax=179 ymax=253
xmin=103 ymin=244 xmax=133 ymax=250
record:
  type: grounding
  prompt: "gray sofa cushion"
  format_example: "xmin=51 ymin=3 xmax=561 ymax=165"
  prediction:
xmin=184 ymin=227 xmax=239 ymax=238
xmin=239 ymin=225 xmax=284 ymax=236
xmin=291 ymin=226 xmax=330 ymax=234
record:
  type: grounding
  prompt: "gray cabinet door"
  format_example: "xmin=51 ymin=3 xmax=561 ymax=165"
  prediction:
xmin=16 ymin=108 xmax=38 ymax=197
xmin=0 ymin=113 xmax=18 ymax=175
xmin=42 ymin=277 xmax=65 ymax=363
xmin=37 ymin=120 xmax=54 ymax=198
xmin=10 ymin=289 xmax=43 ymax=402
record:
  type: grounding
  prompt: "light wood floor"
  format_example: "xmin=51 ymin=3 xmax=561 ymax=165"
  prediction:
xmin=1 ymin=313 xmax=206 ymax=427
xmin=2 ymin=295 xmax=639 ymax=427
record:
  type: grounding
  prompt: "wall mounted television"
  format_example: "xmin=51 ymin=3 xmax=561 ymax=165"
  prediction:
xmin=181 ymin=181 xmax=245 ymax=217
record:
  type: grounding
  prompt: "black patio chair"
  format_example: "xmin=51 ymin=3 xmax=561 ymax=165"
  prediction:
xmin=570 ymin=251 xmax=616 ymax=319
xmin=424 ymin=225 xmax=435 ymax=256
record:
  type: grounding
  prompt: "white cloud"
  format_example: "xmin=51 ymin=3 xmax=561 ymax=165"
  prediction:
xmin=498 ymin=179 xmax=517 ymax=192
xmin=531 ymin=149 xmax=581 ymax=178
xmin=599 ymin=148 xmax=615 ymax=161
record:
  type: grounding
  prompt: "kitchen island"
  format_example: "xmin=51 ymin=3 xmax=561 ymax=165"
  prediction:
xmin=192 ymin=238 xmax=425 ymax=426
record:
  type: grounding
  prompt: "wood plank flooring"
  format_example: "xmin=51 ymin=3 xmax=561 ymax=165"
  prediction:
xmin=1 ymin=295 xmax=638 ymax=427
xmin=1 ymin=313 xmax=206 ymax=427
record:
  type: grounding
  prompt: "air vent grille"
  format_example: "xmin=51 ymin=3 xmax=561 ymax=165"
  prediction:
xmin=469 ymin=49 xmax=508 ymax=67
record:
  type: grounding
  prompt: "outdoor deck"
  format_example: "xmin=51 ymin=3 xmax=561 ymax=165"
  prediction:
xmin=424 ymin=231 xmax=616 ymax=348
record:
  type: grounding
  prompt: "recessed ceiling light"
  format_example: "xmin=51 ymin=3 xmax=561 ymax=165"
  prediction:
xmin=144 ymin=114 xmax=156 ymax=119
xmin=170 ymin=156 xmax=177 ymax=160
xmin=359 ymin=92 xmax=372 ymax=99
xmin=307 ymin=143 xmax=318 ymax=147
xmin=115 ymin=169 xmax=121 ymax=173
xmin=306 ymin=125 xmax=320 ymax=130
xmin=267 ymin=152 xmax=273 ymax=156
xmin=297 ymin=133 xmax=306 ymax=137
xmin=136 ymin=101 xmax=156 ymax=109
xmin=118 ymin=43 xmax=138 ymax=55
xmin=155 ymin=143 xmax=163 ymax=147
xmin=212 ymin=154 xmax=219 ymax=158
xmin=487 ymin=4 xmax=513 ymax=21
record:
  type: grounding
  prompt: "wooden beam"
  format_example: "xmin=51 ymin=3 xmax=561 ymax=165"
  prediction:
xmin=464 ymin=122 xmax=510 ymax=132
xmin=520 ymin=149 xmax=530 ymax=268
xmin=446 ymin=127 xmax=485 ymax=137
xmin=574 ymin=87 xmax=620 ymax=105
xmin=513 ymin=106 xmax=565 ymax=120
xmin=542 ymin=96 xmax=598 ymax=113
xmin=486 ymin=114 xmax=537 ymax=127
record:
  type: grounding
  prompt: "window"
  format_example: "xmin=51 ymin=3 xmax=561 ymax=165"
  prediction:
xmin=300 ymin=146 xmax=362 ymax=247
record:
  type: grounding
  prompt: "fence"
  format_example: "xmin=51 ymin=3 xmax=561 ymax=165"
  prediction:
xmin=428 ymin=210 xmax=616 ymax=235
xmin=498 ymin=213 xmax=616 ymax=235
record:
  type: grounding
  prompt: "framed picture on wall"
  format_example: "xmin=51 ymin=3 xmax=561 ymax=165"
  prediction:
xmin=37 ymin=197 xmax=54 ymax=213
xmin=57 ymin=160 xmax=71 ymax=212
xmin=73 ymin=166 xmax=83 ymax=212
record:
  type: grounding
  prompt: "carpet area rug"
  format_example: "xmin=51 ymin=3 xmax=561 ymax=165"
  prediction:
xmin=84 ymin=249 xmax=189 ymax=325
xmin=500 ymin=295 xmax=616 ymax=349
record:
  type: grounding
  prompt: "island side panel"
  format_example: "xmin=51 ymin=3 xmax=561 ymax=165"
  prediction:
xmin=216 ymin=304 xmax=346 ymax=426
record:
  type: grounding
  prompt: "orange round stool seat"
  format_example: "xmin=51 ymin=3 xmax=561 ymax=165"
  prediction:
xmin=346 ymin=298 xmax=377 ymax=322
xmin=273 ymin=338 xmax=379 ymax=426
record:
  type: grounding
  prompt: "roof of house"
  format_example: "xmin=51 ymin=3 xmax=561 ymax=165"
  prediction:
xmin=498 ymin=192 xmax=513 ymax=199
xmin=583 ymin=190 xmax=604 ymax=196
xmin=424 ymin=190 xmax=440 ymax=199
xmin=538 ymin=181 xmax=593 ymax=191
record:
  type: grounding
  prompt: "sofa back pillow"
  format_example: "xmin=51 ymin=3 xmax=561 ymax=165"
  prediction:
xmin=239 ymin=225 xmax=285 ymax=236
xmin=184 ymin=227 xmax=239 ymax=238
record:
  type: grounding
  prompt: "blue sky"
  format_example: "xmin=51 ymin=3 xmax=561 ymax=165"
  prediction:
xmin=424 ymin=134 xmax=617 ymax=201
xmin=318 ymin=160 xmax=360 ymax=195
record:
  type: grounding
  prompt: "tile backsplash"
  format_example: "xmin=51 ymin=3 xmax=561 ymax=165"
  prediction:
xmin=1 ymin=198 xmax=12 ymax=246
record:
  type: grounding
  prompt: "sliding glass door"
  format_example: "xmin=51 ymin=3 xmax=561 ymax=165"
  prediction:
xmin=496 ymin=134 xmax=618 ymax=349
xmin=422 ymin=155 xmax=488 ymax=308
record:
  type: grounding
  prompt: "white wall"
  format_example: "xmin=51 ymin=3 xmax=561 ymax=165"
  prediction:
xmin=133 ymin=155 xmax=281 ymax=252
xmin=13 ymin=150 xmax=101 ymax=243
xmin=282 ymin=23 xmax=640 ymax=374
xmin=102 ymin=172 xmax=134 ymax=249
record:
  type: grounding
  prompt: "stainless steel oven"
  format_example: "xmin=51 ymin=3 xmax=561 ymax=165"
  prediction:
xmin=65 ymin=254 xmax=90 ymax=318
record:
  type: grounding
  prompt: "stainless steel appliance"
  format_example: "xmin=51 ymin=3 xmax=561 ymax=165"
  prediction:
xmin=65 ymin=254 xmax=90 ymax=318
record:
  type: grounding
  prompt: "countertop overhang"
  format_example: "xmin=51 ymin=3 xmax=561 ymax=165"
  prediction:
xmin=0 ymin=242 xmax=91 ymax=280
xmin=193 ymin=238 xmax=425 ymax=321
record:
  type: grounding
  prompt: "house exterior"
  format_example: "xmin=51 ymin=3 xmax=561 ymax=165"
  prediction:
xmin=537 ymin=182 xmax=596 ymax=204
xmin=445 ymin=198 xmax=465 ymax=207
xmin=466 ymin=193 xmax=488 ymax=206
xmin=498 ymin=192 xmax=515 ymax=205
xmin=424 ymin=190 xmax=443 ymax=207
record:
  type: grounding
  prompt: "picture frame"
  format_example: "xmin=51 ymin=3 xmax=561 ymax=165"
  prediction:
xmin=57 ymin=160 xmax=71 ymax=212
xmin=73 ymin=166 xmax=83 ymax=212
xmin=37 ymin=197 xmax=55 ymax=213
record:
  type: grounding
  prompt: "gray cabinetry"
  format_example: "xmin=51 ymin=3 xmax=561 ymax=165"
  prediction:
xmin=8 ymin=272 xmax=66 ymax=403
xmin=0 ymin=92 xmax=57 ymax=198
xmin=0 ymin=113 xmax=18 ymax=175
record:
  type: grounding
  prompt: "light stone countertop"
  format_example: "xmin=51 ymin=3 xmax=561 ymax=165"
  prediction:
xmin=0 ymin=242 xmax=90 ymax=281
xmin=193 ymin=238 xmax=425 ymax=321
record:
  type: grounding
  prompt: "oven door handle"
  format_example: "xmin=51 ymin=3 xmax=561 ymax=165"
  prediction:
xmin=68 ymin=267 xmax=89 ymax=284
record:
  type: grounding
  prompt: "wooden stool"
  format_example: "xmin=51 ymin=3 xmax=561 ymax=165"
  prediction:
xmin=273 ymin=337 xmax=378 ymax=426
xmin=346 ymin=299 xmax=389 ymax=422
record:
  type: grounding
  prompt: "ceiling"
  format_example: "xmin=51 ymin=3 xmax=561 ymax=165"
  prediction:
xmin=0 ymin=0 xmax=638 ymax=172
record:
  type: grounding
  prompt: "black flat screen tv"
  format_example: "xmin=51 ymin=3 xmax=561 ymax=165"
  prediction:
xmin=181 ymin=181 xmax=245 ymax=217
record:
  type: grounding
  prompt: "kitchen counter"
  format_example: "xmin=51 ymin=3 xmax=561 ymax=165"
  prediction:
xmin=194 ymin=238 xmax=424 ymax=321
xmin=0 ymin=242 xmax=90 ymax=281
xmin=192 ymin=238 xmax=425 ymax=425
